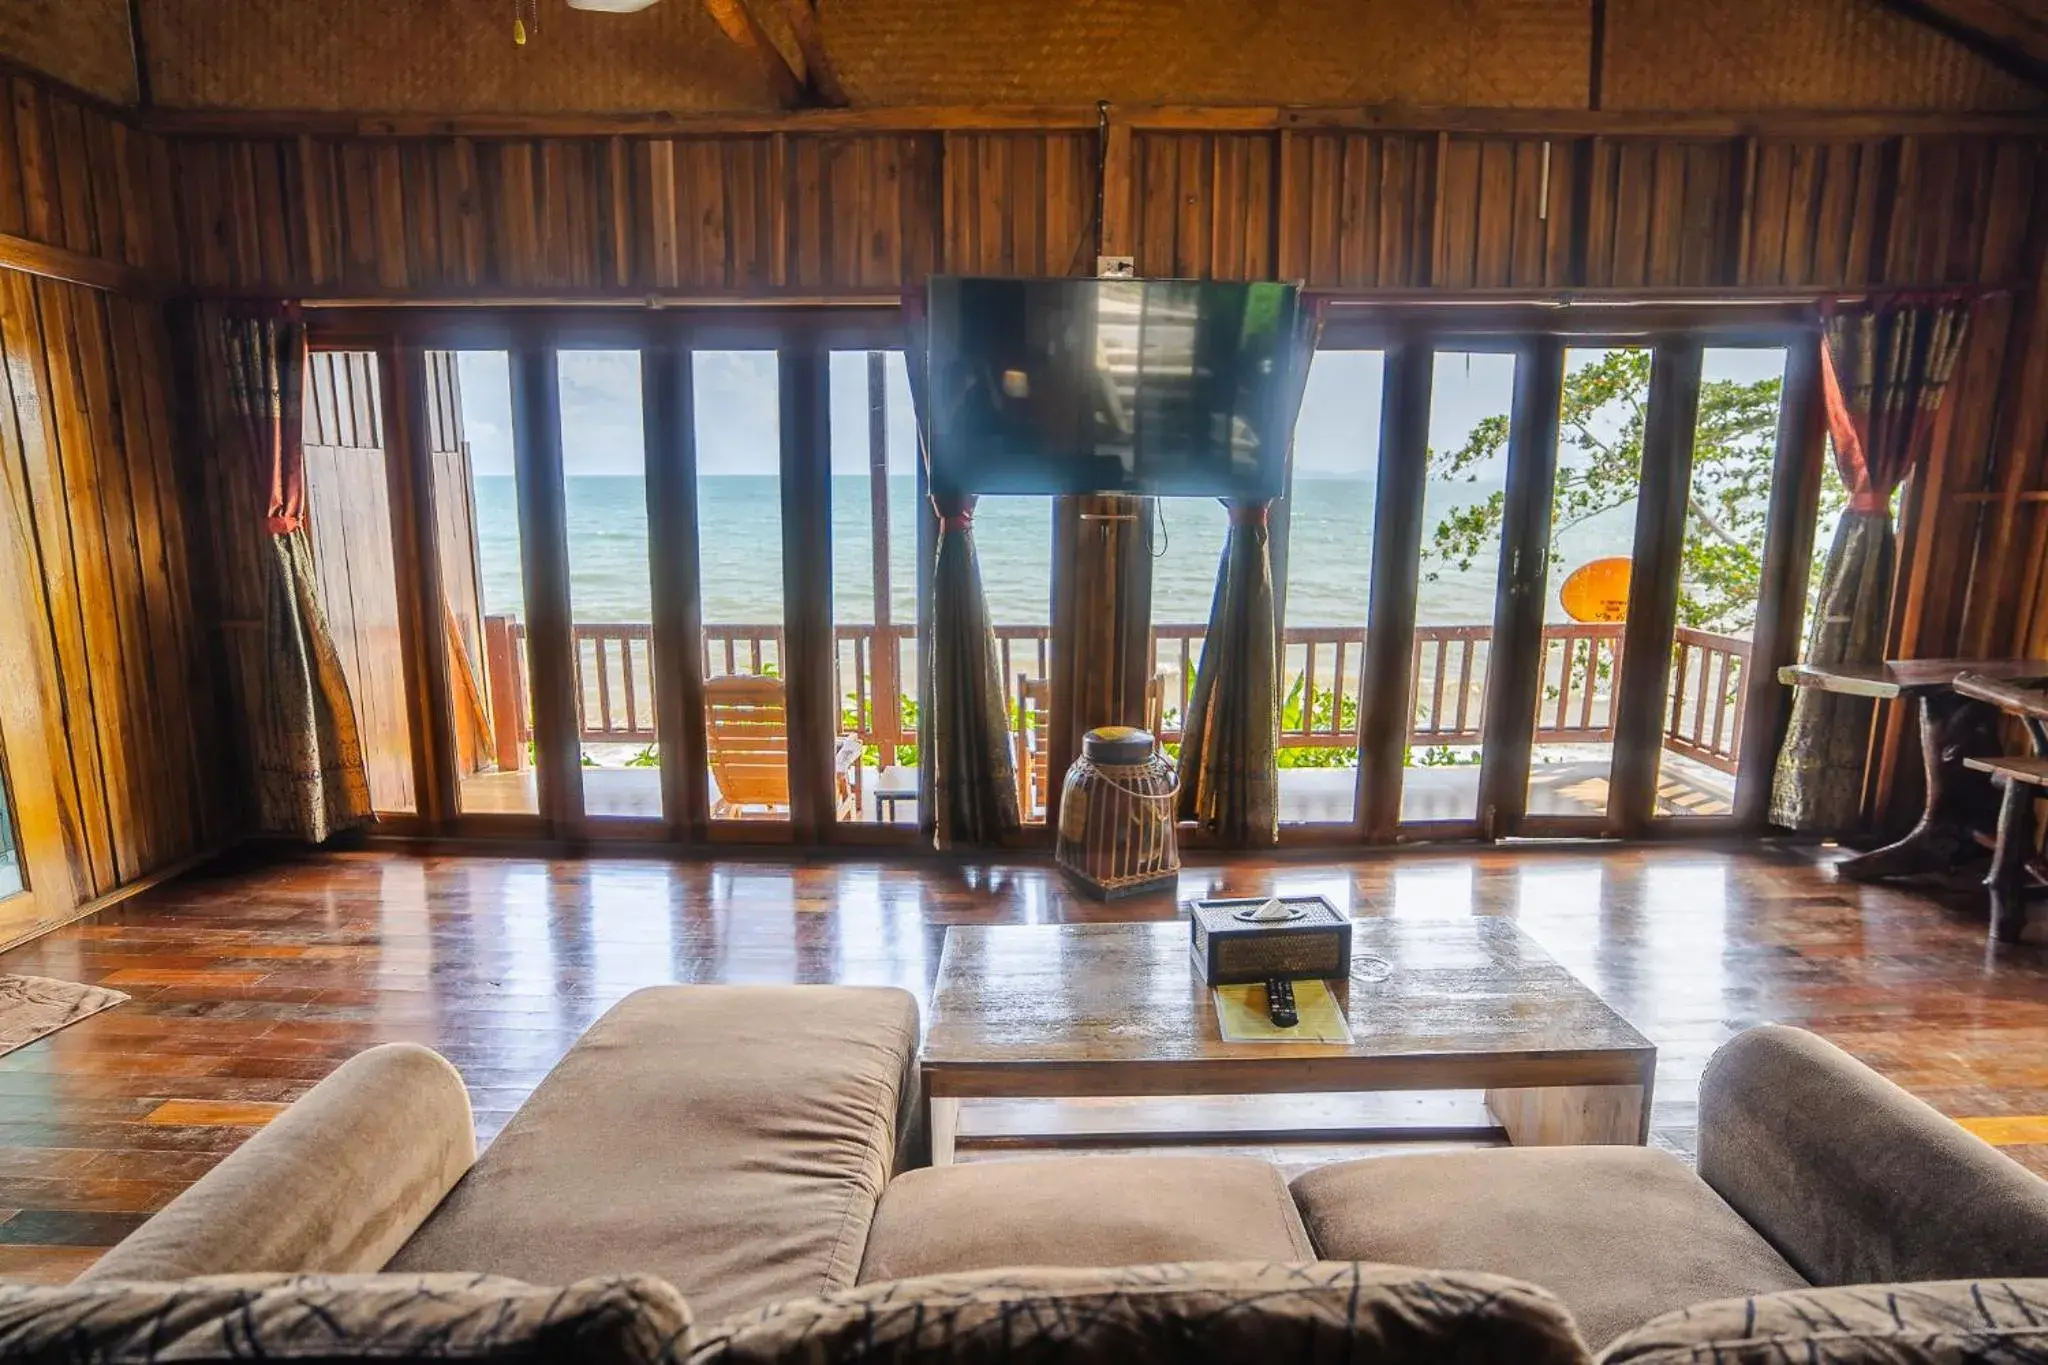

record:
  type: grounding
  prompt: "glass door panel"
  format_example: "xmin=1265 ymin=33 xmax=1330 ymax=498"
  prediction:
xmin=1406 ymin=351 xmax=1516 ymax=824
xmin=300 ymin=350 xmax=415 ymax=815
xmin=978 ymin=496 xmax=1054 ymax=824
xmin=695 ymin=351 xmax=789 ymax=823
xmin=557 ymin=350 xmax=658 ymax=821
xmin=435 ymin=351 xmax=541 ymax=816
xmin=1269 ymin=349 xmax=1384 ymax=826
xmin=1524 ymin=347 xmax=1649 ymax=819
xmin=1656 ymin=346 xmax=1790 ymax=818
xmin=829 ymin=350 xmax=920 ymax=825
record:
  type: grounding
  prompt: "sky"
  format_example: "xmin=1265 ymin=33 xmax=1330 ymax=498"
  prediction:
xmin=454 ymin=342 xmax=1785 ymax=483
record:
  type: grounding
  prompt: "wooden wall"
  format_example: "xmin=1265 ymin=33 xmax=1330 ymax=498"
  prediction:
xmin=0 ymin=273 xmax=227 ymax=911
xmin=0 ymin=73 xmax=224 ymax=930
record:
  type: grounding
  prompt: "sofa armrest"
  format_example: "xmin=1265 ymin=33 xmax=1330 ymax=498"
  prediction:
xmin=80 ymin=1043 xmax=475 ymax=1282
xmin=1697 ymin=1023 xmax=2048 ymax=1286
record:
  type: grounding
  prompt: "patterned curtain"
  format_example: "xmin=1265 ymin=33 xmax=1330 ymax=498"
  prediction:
xmin=218 ymin=315 xmax=372 ymax=843
xmin=904 ymin=292 xmax=1019 ymax=848
xmin=1176 ymin=500 xmax=1281 ymax=845
xmin=1770 ymin=300 xmax=1971 ymax=833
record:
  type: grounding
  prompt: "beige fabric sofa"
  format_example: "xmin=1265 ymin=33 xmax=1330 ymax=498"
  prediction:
xmin=72 ymin=987 xmax=2048 ymax=1360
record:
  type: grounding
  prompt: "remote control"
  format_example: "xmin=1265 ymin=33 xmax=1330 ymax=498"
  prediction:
xmin=1266 ymin=977 xmax=1298 ymax=1028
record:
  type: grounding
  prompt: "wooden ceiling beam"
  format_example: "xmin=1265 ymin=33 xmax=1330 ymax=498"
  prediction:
xmin=1877 ymin=0 xmax=2048 ymax=87
xmin=777 ymin=0 xmax=849 ymax=107
xmin=702 ymin=0 xmax=806 ymax=108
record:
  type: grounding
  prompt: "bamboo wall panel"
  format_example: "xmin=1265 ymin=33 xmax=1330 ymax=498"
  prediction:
xmin=0 ymin=273 xmax=224 ymax=904
xmin=1273 ymin=132 xmax=1434 ymax=288
xmin=940 ymin=133 xmax=1092 ymax=277
xmin=302 ymin=350 xmax=414 ymax=813
xmin=1604 ymin=0 xmax=2044 ymax=112
xmin=0 ymin=0 xmax=137 ymax=106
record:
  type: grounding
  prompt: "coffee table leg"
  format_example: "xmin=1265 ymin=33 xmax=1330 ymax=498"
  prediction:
xmin=1486 ymin=1083 xmax=1648 ymax=1145
xmin=927 ymin=1095 xmax=959 ymax=1167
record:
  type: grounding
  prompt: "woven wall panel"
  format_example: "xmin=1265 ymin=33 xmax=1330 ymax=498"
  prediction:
xmin=139 ymin=0 xmax=1589 ymax=112
xmin=143 ymin=0 xmax=778 ymax=112
xmin=1604 ymin=0 xmax=2045 ymax=111
xmin=0 ymin=0 xmax=135 ymax=104
xmin=829 ymin=0 xmax=1588 ymax=107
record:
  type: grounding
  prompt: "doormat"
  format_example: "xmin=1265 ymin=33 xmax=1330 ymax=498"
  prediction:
xmin=0 ymin=974 xmax=126 ymax=1056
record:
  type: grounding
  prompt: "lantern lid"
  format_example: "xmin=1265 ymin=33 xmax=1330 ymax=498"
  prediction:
xmin=1083 ymin=726 xmax=1155 ymax=764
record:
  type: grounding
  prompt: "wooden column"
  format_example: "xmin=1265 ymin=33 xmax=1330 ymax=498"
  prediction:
xmin=1733 ymin=333 xmax=1826 ymax=829
xmin=508 ymin=341 xmax=584 ymax=831
xmin=1478 ymin=336 xmax=1565 ymax=839
xmin=1609 ymin=339 xmax=1703 ymax=839
xmin=780 ymin=345 xmax=835 ymax=842
xmin=1359 ymin=340 xmax=1433 ymax=842
xmin=643 ymin=340 xmax=709 ymax=841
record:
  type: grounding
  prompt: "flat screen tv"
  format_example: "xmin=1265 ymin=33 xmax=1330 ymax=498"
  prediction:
xmin=925 ymin=276 xmax=1303 ymax=499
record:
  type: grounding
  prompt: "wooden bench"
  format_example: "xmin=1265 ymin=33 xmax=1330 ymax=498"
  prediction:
xmin=1952 ymin=672 xmax=2048 ymax=945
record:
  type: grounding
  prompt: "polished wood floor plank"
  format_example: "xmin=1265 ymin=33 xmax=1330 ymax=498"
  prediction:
xmin=0 ymin=842 xmax=2041 ymax=1278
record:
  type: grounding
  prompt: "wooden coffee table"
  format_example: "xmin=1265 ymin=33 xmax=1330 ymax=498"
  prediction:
xmin=920 ymin=918 xmax=1655 ymax=1164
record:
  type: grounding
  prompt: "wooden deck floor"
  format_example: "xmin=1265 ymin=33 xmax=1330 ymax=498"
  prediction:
xmin=0 ymin=841 xmax=2040 ymax=1282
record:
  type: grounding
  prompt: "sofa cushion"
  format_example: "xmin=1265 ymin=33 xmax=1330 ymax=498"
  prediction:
xmin=857 ymin=1155 xmax=1314 ymax=1283
xmin=697 ymin=1261 xmax=1590 ymax=1364
xmin=389 ymin=986 xmax=920 ymax=1324
xmin=0 ymin=1272 xmax=689 ymax=1364
xmin=1291 ymin=1147 xmax=1808 ymax=1349
xmin=1597 ymin=1279 xmax=2048 ymax=1364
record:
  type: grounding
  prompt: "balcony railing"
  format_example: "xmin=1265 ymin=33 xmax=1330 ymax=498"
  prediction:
xmin=481 ymin=618 xmax=1750 ymax=777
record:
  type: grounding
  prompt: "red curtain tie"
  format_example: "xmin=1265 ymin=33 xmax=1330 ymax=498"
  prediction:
xmin=1228 ymin=503 xmax=1270 ymax=526
xmin=940 ymin=510 xmax=974 ymax=532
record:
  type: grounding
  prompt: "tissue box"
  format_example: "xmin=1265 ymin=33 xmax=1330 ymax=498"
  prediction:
xmin=1188 ymin=895 xmax=1352 ymax=986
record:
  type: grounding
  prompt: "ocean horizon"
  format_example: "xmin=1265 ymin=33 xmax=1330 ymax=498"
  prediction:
xmin=472 ymin=473 xmax=1638 ymax=632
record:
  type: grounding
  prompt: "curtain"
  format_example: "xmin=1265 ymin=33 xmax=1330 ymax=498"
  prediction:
xmin=1770 ymin=300 xmax=1971 ymax=833
xmin=905 ymin=291 xmax=1019 ymax=848
xmin=1176 ymin=500 xmax=1281 ymax=844
xmin=218 ymin=314 xmax=372 ymax=843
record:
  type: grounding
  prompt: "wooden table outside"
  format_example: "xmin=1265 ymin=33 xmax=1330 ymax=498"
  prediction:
xmin=1778 ymin=658 xmax=2048 ymax=885
xmin=920 ymin=918 xmax=1656 ymax=1165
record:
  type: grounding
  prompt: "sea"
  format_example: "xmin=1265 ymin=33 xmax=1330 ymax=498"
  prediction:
xmin=474 ymin=474 xmax=1640 ymax=630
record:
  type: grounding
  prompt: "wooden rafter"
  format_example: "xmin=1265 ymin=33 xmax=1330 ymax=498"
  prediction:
xmin=1878 ymin=0 xmax=2048 ymax=86
xmin=702 ymin=0 xmax=825 ymax=108
xmin=777 ymin=0 xmax=849 ymax=107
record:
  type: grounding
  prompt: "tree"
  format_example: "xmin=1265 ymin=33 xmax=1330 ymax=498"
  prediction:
xmin=1423 ymin=350 xmax=1841 ymax=636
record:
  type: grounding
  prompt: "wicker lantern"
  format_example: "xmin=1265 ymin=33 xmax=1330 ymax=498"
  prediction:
xmin=1056 ymin=727 xmax=1180 ymax=898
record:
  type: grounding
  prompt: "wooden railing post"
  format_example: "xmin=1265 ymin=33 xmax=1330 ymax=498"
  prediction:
xmin=483 ymin=615 xmax=527 ymax=772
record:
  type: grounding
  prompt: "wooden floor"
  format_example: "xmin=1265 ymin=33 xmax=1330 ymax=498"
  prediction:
xmin=0 ymin=840 xmax=2041 ymax=1283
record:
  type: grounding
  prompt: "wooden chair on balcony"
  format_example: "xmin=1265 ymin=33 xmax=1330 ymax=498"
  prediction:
xmin=1012 ymin=672 xmax=1170 ymax=822
xmin=704 ymin=675 xmax=860 ymax=821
